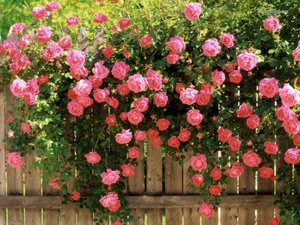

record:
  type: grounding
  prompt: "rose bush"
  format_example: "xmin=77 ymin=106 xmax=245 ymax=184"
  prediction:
xmin=0 ymin=0 xmax=300 ymax=224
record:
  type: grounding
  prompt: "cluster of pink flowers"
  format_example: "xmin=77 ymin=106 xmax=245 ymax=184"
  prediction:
xmin=32 ymin=2 xmax=60 ymax=20
xmin=99 ymin=192 xmax=121 ymax=212
xmin=165 ymin=36 xmax=185 ymax=64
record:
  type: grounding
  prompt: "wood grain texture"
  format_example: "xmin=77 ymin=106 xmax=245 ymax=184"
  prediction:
xmin=77 ymin=209 xmax=93 ymax=225
xmin=183 ymin=151 xmax=199 ymax=225
xmin=146 ymin=140 xmax=162 ymax=225
xmin=165 ymin=154 xmax=183 ymax=225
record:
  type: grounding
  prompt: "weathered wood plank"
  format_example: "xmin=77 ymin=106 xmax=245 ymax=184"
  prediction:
xmin=77 ymin=209 xmax=93 ymax=225
xmin=165 ymin=154 xmax=183 ymax=225
xmin=146 ymin=140 xmax=162 ymax=225
xmin=183 ymin=151 xmax=199 ymax=225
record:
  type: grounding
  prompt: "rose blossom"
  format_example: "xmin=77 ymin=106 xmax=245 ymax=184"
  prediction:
xmin=237 ymin=50 xmax=257 ymax=71
xmin=10 ymin=78 xmax=27 ymax=97
xmin=284 ymin=148 xmax=300 ymax=164
xmin=76 ymin=96 xmax=93 ymax=108
xmin=32 ymin=6 xmax=49 ymax=20
xmin=147 ymin=129 xmax=160 ymax=139
xmin=154 ymin=92 xmax=168 ymax=107
xmin=58 ymin=36 xmax=72 ymax=50
xmin=94 ymin=13 xmax=108 ymax=24
xmin=119 ymin=112 xmax=128 ymax=122
xmin=73 ymin=79 xmax=92 ymax=96
xmin=184 ymin=3 xmax=202 ymax=21
xmin=128 ymin=147 xmax=140 ymax=159
xmin=217 ymin=127 xmax=232 ymax=143
xmin=167 ymin=136 xmax=180 ymax=148
xmin=211 ymin=69 xmax=225 ymax=86
xmin=70 ymin=66 xmax=88 ymax=80
xmin=156 ymin=118 xmax=170 ymax=131
xmin=112 ymin=221 xmax=122 ymax=225
xmin=127 ymin=109 xmax=144 ymax=125
xmin=267 ymin=217 xmax=280 ymax=225
xmin=258 ymin=78 xmax=279 ymax=98
xmin=196 ymin=90 xmax=211 ymax=106
xmin=192 ymin=174 xmax=204 ymax=186
xmin=223 ymin=61 xmax=237 ymax=73
xmin=133 ymin=97 xmax=149 ymax=112
xmin=229 ymin=70 xmax=242 ymax=84
xmin=292 ymin=45 xmax=300 ymax=62
xmin=106 ymin=96 xmax=119 ymax=109
xmin=66 ymin=16 xmax=80 ymax=26
xmin=283 ymin=119 xmax=300 ymax=134
xmin=180 ymin=87 xmax=198 ymax=105
xmin=178 ymin=128 xmax=191 ymax=142
xmin=48 ymin=177 xmax=61 ymax=190
xmin=99 ymin=192 xmax=121 ymax=212
xmin=102 ymin=44 xmax=114 ymax=58
xmin=242 ymin=151 xmax=262 ymax=167
xmin=263 ymin=16 xmax=280 ymax=32
xmin=210 ymin=167 xmax=222 ymax=180
xmin=146 ymin=69 xmax=162 ymax=91
xmin=166 ymin=53 xmax=180 ymax=64
xmin=100 ymin=169 xmax=120 ymax=185
xmin=259 ymin=166 xmax=274 ymax=179
xmin=43 ymin=42 xmax=64 ymax=61
xmin=93 ymin=88 xmax=109 ymax=103
xmin=275 ymin=105 xmax=290 ymax=121
xmin=117 ymin=82 xmax=130 ymax=96
xmin=23 ymin=92 xmax=37 ymax=105
xmin=151 ymin=136 xmax=163 ymax=147
xmin=134 ymin=130 xmax=146 ymax=141
xmin=70 ymin=191 xmax=81 ymax=201
xmin=236 ymin=103 xmax=253 ymax=118
xmin=36 ymin=26 xmax=52 ymax=43
xmin=226 ymin=162 xmax=244 ymax=178
xmin=67 ymin=100 xmax=84 ymax=116
xmin=105 ymin=115 xmax=116 ymax=126
xmin=293 ymin=133 xmax=300 ymax=146
xmin=85 ymin=152 xmax=101 ymax=164
xmin=112 ymin=61 xmax=130 ymax=80
xmin=228 ymin=137 xmax=241 ymax=151
xmin=92 ymin=61 xmax=109 ymax=79
xmin=121 ymin=164 xmax=135 ymax=177
xmin=209 ymin=185 xmax=222 ymax=195
xmin=118 ymin=18 xmax=131 ymax=29
xmin=11 ymin=23 xmax=26 ymax=33
xmin=115 ymin=129 xmax=132 ymax=144
xmin=246 ymin=114 xmax=260 ymax=129
xmin=279 ymin=83 xmax=300 ymax=107
xmin=202 ymin=38 xmax=221 ymax=57
xmin=139 ymin=34 xmax=153 ymax=48
xmin=187 ymin=109 xmax=204 ymax=126
xmin=190 ymin=154 xmax=207 ymax=171
xmin=199 ymin=203 xmax=215 ymax=218
xmin=21 ymin=122 xmax=31 ymax=133
xmin=45 ymin=2 xmax=61 ymax=12
xmin=165 ymin=36 xmax=185 ymax=53
xmin=219 ymin=33 xmax=235 ymax=48
xmin=7 ymin=152 xmax=23 ymax=168
xmin=67 ymin=50 xmax=85 ymax=68
xmin=263 ymin=141 xmax=278 ymax=154
xmin=127 ymin=74 xmax=147 ymax=93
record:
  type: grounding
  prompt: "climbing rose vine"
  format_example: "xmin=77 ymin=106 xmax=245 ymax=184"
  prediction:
xmin=0 ymin=1 xmax=300 ymax=224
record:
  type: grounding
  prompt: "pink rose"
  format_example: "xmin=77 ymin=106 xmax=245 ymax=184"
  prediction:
xmin=70 ymin=66 xmax=88 ymax=80
xmin=283 ymin=119 xmax=300 ymax=134
xmin=219 ymin=33 xmax=235 ymax=48
xmin=146 ymin=69 xmax=162 ymax=91
xmin=226 ymin=162 xmax=244 ymax=178
xmin=58 ymin=36 xmax=72 ymax=50
xmin=76 ymin=96 xmax=93 ymax=108
xmin=242 ymin=150 xmax=262 ymax=167
xmin=167 ymin=136 xmax=180 ymax=148
xmin=73 ymin=80 xmax=92 ymax=96
xmin=66 ymin=16 xmax=80 ymax=26
xmin=121 ymin=164 xmax=135 ymax=177
xmin=246 ymin=114 xmax=260 ymax=129
xmin=45 ymin=2 xmax=61 ymax=12
xmin=67 ymin=100 xmax=84 ymax=116
xmin=228 ymin=137 xmax=241 ymax=151
xmin=178 ymin=128 xmax=191 ymax=142
xmin=127 ymin=74 xmax=147 ymax=93
xmin=151 ymin=136 xmax=163 ymax=147
xmin=259 ymin=166 xmax=274 ymax=179
xmin=92 ymin=61 xmax=109 ymax=79
xmin=202 ymin=38 xmax=221 ymax=57
xmin=236 ymin=103 xmax=253 ymax=118
xmin=187 ymin=109 xmax=204 ymax=126
xmin=196 ymin=90 xmax=211 ymax=106
xmin=284 ymin=148 xmax=300 ymax=164
xmin=118 ymin=18 xmax=131 ymax=29
xmin=165 ymin=36 xmax=185 ymax=53
xmin=134 ymin=130 xmax=146 ymax=141
xmin=36 ymin=26 xmax=52 ymax=43
xmin=99 ymin=192 xmax=121 ymax=212
xmin=133 ymin=97 xmax=149 ymax=112
xmin=292 ymin=45 xmax=300 ymax=62
xmin=70 ymin=191 xmax=81 ymax=201
xmin=263 ymin=16 xmax=280 ymax=32
xmin=112 ymin=221 xmax=122 ymax=225
xmin=119 ymin=112 xmax=128 ymax=122
xmin=23 ymin=92 xmax=37 ymax=105
xmin=258 ymin=78 xmax=279 ymax=98
xmin=279 ymin=83 xmax=300 ymax=107
xmin=102 ymin=44 xmax=114 ymax=58
xmin=293 ymin=133 xmax=300 ymax=146
xmin=105 ymin=115 xmax=116 ymax=126
xmin=190 ymin=153 xmax=207 ymax=171
xmin=7 ymin=152 xmax=23 ymax=168
xmin=94 ymin=13 xmax=108 ymax=24
xmin=127 ymin=109 xmax=144 ymax=125
xmin=180 ymin=87 xmax=198 ymax=105
xmin=21 ymin=122 xmax=31 ymax=133
xmin=192 ymin=174 xmax=204 ymax=186
xmin=67 ymin=50 xmax=85 ymax=68
xmin=199 ymin=203 xmax=215 ymax=218
xmin=106 ymin=96 xmax=119 ymax=109
xmin=211 ymin=70 xmax=225 ymax=86
xmin=128 ymin=147 xmax=140 ymax=159
xmin=147 ymin=129 xmax=159 ymax=139
xmin=117 ymin=82 xmax=130 ymax=96
xmin=166 ymin=53 xmax=180 ymax=64
xmin=275 ymin=105 xmax=290 ymax=121
xmin=112 ymin=61 xmax=130 ymax=80
xmin=37 ymin=75 xmax=49 ymax=85
xmin=154 ymin=92 xmax=168 ymax=107
xmin=26 ymin=78 xmax=39 ymax=95
xmin=85 ymin=152 xmax=101 ymax=164
xmin=32 ymin=6 xmax=49 ymax=20
xmin=210 ymin=167 xmax=222 ymax=180
xmin=93 ymin=88 xmax=109 ymax=103
xmin=217 ymin=127 xmax=232 ymax=143
xmin=209 ymin=185 xmax=222 ymax=195
xmin=11 ymin=23 xmax=26 ymax=33
xmin=48 ymin=177 xmax=61 ymax=190
xmin=184 ymin=3 xmax=202 ymax=21
xmin=101 ymin=169 xmax=120 ymax=185
xmin=264 ymin=141 xmax=278 ymax=154
xmin=10 ymin=78 xmax=27 ymax=97
xmin=229 ymin=70 xmax=242 ymax=84
xmin=43 ymin=42 xmax=64 ymax=61
xmin=237 ymin=50 xmax=257 ymax=71
xmin=115 ymin=129 xmax=132 ymax=144
xmin=139 ymin=34 xmax=153 ymax=48
xmin=156 ymin=118 xmax=170 ymax=131
xmin=267 ymin=217 xmax=280 ymax=225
